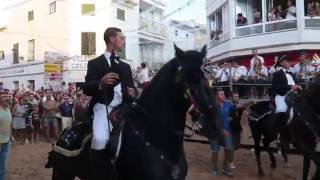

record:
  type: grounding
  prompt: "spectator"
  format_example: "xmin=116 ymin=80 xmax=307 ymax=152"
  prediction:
xmin=276 ymin=5 xmax=285 ymax=20
xmin=231 ymin=61 xmax=248 ymax=98
xmin=0 ymin=94 xmax=12 ymax=180
xmin=137 ymin=63 xmax=151 ymax=89
xmin=248 ymin=61 xmax=269 ymax=99
xmin=42 ymin=89 xmax=59 ymax=143
xmin=269 ymin=56 xmax=279 ymax=79
xmin=210 ymin=90 xmax=236 ymax=176
xmin=215 ymin=63 xmax=231 ymax=97
xmin=315 ymin=1 xmax=320 ymax=16
xmin=30 ymin=106 xmax=41 ymax=143
xmin=59 ymin=94 xmax=74 ymax=130
xmin=12 ymin=97 xmax=27 ymax=144
xmin=250 ymin=49 xmax=265 ymax=69
xmin=293 ymin=52 xmax=316 ymax=81
xmin=268 ymin=7 xmax=277 ymax=21
xmin=73 ymin=92 xmax=90 ymax=123
xmin=254 ymin=9 xmax=262 ymax=23
xmin=307 ymin=1 xmax=315 ymax=16
xmin=236 ymin=13 xmax=248 ymax=26
xmin=286 ymin=0 xmax=296 ymax=20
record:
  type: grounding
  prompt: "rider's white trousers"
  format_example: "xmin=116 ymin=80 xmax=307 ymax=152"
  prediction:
xmin=275 ymin=95 xmax=287 ymax=113
xmin=91 ymin=103 xmax=114 ymax=150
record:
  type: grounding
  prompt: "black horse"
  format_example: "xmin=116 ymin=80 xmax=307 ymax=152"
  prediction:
xmin=248 ymin=77 xmax=320 ymax=180
xmin=46 ymin=45 xmax=218 ymax=180
xmin=290 ymin=79 xmax=320 ymax=180
xmin=247 ymin=101 xmax=289 ymax=176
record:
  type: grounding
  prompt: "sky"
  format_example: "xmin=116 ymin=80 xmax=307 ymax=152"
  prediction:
xmin=166 ymin=0 xmax=206 ymax=24
xmin=0 ymin=0 xmax=207 ymax=25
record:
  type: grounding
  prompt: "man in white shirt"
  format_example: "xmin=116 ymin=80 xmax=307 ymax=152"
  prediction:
xmin=248 ymin=61 xmax=268 ymax=98
xmin=231 ymin=61 xmax=248 ymax=98
xmin=215 ymin=62 xmax=231 ymax=97
xmin=137 ymin=62 xmax=151 ymax=89
xmin=286 ymin=0 xmax=296 ymax=20
xmin=250 ymin=49 xmax=265 ymax=69
xmin=293 ymin=52 xmax=316 ymax=81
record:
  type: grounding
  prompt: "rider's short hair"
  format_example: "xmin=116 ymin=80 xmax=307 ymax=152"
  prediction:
xmin=104 ymin=27 xmax=122 ymax=44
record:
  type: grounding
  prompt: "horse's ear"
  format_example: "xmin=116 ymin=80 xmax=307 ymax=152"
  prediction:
xmin=174 ymin=44 xmax=184 ymax=59
xmin=200 ymin=45 xmax=207 ymax=58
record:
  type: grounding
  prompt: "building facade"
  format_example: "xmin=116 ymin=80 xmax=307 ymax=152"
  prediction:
xmin=206 ymin=0 xmax=320 ymax=66
xmin=167 ymin=19 xmax=207 ymax=59
xmin=0 ymin=0 xmax=141 ymax=91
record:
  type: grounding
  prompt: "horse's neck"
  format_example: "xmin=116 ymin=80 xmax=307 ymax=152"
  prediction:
xmin=136 ymin=85 xmax=189 ymax=161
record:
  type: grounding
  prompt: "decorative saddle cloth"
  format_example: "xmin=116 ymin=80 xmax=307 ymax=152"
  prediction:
xmin=53 ymin=104 xmax=126 ymax=158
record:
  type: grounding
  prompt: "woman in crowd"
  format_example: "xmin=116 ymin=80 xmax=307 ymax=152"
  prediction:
xmin=0 ymin=94 xmax=12 ymax=180
xmin=268 ymin=7 xmax=277 ymax=21
xmin=315 ymin=1 xmax=320 ymax=16
xmin=286 ymin=0 xmax=296 ymax=20
xmin=30 ymin=106 xmax=41 ymax=143
xmin=12 ymin=97 xmax=27 ymax=145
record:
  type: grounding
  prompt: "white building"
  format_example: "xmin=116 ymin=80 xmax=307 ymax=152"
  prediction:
xmin=206 ymin=0 xmax=320 ymax=67
xmin=138 ymin=0 xmax=168 ymax=70
xmin=167 ymin=19 xmax=207 ymax=59
xmin=0 ymin=0 xmax=140 ymax=91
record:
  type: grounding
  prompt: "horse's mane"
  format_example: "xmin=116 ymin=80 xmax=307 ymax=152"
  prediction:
xmin=249 ymin=101 xmax=271 ymax=116
xmin=133 ymin=57 xmax=188 ymax=162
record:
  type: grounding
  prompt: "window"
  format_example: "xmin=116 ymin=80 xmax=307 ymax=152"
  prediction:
xmin=28 ymin=39 xmax=35 ymax=61
xmin=49 ymin=2 xmax=56 ymax=14
xmin=175 ymin=30 xmax=178 ymax=36
xmin=13 ymin=81 xmax=19 ymax=90
xmin=81 ymin=32 xmax=96 ymax=55
xmin=117 ymin=8 xmax=125 ymax=21
xmin=236 ymin=0 xmax=262 ymax=25
xmin=0 ymin=51 xmax=4 ymax=60
xmin=28 ymin=10 xmax=34 ymax=21
xmin=82 ymin=4 xmax=95 ymax=16
xmin=13 ymin=43 xmax=19 ymax=64
xmin=266 ymin=0 xmax=296 ymax=21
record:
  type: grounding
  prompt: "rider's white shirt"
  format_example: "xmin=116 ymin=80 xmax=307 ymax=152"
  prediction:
xmin=91 ymin=51 xmax=123 ymax=150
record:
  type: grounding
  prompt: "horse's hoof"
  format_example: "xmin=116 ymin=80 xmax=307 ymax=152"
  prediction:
xmin=259 ymin=169 xmax=265 ymax=176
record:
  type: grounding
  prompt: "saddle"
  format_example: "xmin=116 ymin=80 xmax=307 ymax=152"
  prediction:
xmin=53 ymin=104 xmax=128 ymax=159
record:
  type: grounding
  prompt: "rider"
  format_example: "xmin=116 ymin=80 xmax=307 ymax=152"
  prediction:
xmin=271 ymin=54 xmax=302 ymax=145
xmin=83 ymin=27 xmax=136 ymax=180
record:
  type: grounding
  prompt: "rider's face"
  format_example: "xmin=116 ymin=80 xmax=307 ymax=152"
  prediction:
xmin=114 ymin=32 xmax=126 ymax=52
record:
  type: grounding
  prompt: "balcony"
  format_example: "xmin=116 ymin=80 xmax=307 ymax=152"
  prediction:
xmin=139 ymin=17 xmax=167 ymax=38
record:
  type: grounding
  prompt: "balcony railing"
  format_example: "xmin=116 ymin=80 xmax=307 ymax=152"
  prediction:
xmin=305 ymin=17 xmax=320 ymax=28
xmin=112 ymin=0 xmax=138 ymax=7
xmin=235 ymin=19 xmax=297 ymax=37
xmin=236 ymin=23 xmax=263 ymax=37
xmin=209 ymin=32 xmax=230 ymax=48
xmin=265 ymin=19 xmax=297 ymax=32
xmin=139 ymin=17 xmax=167 ymax=37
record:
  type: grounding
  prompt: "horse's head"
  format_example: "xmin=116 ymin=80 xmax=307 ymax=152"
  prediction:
xmin=173 ymin=45 xmax=217 ymax=127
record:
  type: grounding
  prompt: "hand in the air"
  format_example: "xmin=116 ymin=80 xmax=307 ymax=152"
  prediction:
xmin=100 ymin=73 xmax=119 ymax=88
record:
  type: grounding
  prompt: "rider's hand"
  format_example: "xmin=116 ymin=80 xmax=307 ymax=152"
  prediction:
xmin=127 ymin=87 xmax=136 ymax=98
xmin=99 ymin=73 xmax=119 ymax=89
xmin=291 ymin=85 xmax=302 ymax=91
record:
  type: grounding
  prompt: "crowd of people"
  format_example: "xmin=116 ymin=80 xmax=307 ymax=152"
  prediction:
xmin=203 ymin=49 xmax=319 ymax=99
xmin=307 ymin=0 xmax=320 ymax=16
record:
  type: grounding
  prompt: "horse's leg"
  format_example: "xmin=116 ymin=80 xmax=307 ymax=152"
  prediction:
xmin=303 ymin=154 xmax=311 ymax=180
xmin=251 ymin=127 xmax=264 ymax=176
xmin=279 ymin=142 xmax=289 ymax=164
xmin=263 ymin=138 xmax=276 ymax=169
xmin=52 ymin=168 xmax=75 ymax=180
